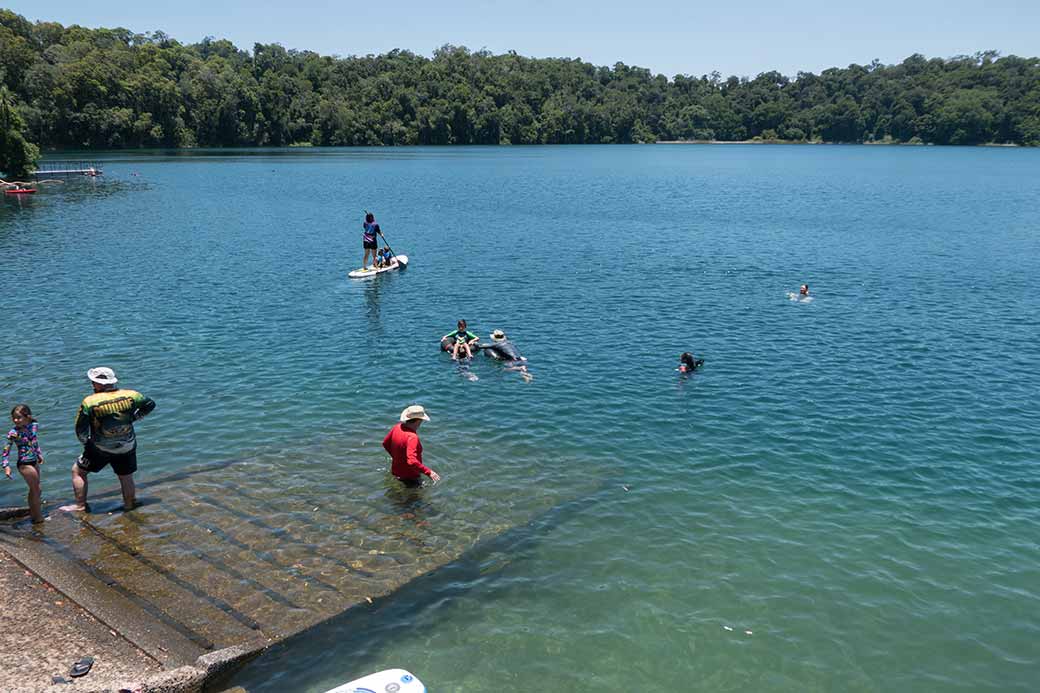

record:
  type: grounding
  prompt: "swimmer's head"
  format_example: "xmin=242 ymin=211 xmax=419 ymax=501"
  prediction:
xmin=800 ymin=284 xmax=809 ymax=295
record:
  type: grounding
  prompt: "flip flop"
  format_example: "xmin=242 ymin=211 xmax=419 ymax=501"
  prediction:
xmin=69 ymin=656 xmax=94 ymax=677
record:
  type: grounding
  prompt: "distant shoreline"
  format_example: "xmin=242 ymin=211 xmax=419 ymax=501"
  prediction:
xmin=656 ymin=140 xmax=1022 ymax=147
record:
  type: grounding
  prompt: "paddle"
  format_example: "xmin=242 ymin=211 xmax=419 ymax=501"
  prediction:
xmin=364 ymin=210 xmax=408 ymax=267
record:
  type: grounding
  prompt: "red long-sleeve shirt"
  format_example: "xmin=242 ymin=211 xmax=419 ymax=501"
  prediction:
xmin=382 ymin=423 xmax=433 ymax=480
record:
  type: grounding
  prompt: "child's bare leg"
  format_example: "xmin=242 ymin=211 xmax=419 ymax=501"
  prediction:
xmin=19 ymin=464 xmax=43 ymax=523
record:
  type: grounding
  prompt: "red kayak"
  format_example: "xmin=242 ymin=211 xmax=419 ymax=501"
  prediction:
xmin=4 ymin=188 xmax=36 ymax=195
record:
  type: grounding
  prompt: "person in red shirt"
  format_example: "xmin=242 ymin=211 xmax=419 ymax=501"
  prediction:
xmin=382 ymin=405 xmax=441 ymax=487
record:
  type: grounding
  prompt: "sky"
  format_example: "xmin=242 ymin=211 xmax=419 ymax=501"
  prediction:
xmin=5 ymin=0 xmax=1039 ymax=78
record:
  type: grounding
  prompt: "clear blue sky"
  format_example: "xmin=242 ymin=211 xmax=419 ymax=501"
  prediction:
xmin=5 ymin=0 xmax=1038 ymax=78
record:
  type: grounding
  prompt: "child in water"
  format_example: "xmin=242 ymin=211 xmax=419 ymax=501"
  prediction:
xmin=3 ymin=404 xmax=45 ymax=523
xmin=678 ymin=352 xmax=704 ymax=374
xmin=442 ymin=319 xmax=480 ymax=360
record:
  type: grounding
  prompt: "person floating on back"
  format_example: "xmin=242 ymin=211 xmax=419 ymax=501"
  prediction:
xmin=69 ymin=367 xmax=155 ymax=512
xmin=382 ymin=405 xmax=441 ymax=488
xmin=678 ymin=352 xmax=704 ymax=374
xmin=480 ymin=329 xmax=532 ymax=382
xmin=362 ymin=212 xmax=382 ymax=270
xmin=442 ymin=319 xmax=480 ymax=360
xmin=3 ymin=404 xmax=45 ymax=523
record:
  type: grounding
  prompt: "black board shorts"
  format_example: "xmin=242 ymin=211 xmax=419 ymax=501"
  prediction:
xmin=78 ymin=443 xmax=138 ymax=476
xmin=363 ymin=239 xmax=378 ymax=250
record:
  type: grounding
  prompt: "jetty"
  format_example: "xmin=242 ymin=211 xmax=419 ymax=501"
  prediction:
xmin=33 ymin=160 xmax=104 ymax=177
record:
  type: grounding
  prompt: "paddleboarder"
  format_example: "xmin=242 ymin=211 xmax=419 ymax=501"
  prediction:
xmin=362 ymin=212 xmax=382 ymax=270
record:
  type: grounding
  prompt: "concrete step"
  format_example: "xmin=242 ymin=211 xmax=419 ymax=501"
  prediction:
xmin=40 ymin=511 xmax=268 ymax=651
xmin=0 ymin=527 xmax=204 ymax=668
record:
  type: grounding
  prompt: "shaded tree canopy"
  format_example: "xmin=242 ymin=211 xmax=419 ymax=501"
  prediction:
xmin=1 ymin=8 xmax=1038 ymax=160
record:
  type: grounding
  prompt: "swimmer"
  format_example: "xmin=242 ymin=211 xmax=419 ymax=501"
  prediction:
xmin=678 ymin=352 xmax=704 ymax=374
xmin=800 ymin=284 xmax=810 ymax=296
xmin=480 ymin=330 xmax=532 ymax=382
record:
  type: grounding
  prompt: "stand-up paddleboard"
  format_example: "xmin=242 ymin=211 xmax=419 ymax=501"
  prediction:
xmin=348 ymin=255 xmax=409 ymax=279
xmin=323 ymin=668 xmax=426 ymax=693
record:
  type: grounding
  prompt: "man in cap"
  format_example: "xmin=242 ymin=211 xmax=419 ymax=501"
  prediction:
xmin=70 ymin=367 xmax=155 ymax=511
xmin=382 ymin=405 xmax=441 ymax=487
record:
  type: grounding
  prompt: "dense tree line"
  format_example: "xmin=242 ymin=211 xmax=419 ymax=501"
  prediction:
xmin=1 ymin=8 xmax=1039 ymax=172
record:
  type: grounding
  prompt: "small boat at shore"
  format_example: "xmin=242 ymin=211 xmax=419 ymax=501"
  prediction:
xmin=4 ymin=187 xmax=36 ymax=195
xmin=348 ymin=254 xmax=409 ymax=279
xmin=323 ymin=668 xmax=425 ymax=693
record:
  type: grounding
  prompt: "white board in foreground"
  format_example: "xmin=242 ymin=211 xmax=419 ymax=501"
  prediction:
xmin=323 ymin=668 xmax=426 ymax=693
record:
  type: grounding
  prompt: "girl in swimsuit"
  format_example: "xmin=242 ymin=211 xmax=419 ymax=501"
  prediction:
xmin=3 ymin=404 xmax=45 ymax=523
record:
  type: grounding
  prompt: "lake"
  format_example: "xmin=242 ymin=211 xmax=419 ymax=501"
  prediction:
xmin=2 ymin=145 xmax=1039 ymax=691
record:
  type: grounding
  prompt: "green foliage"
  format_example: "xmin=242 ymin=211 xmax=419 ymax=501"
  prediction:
xmin=0 ymin=84 xmax=39 ymax=175
xmin=0 ymin=10 xmax=1037 ymax=149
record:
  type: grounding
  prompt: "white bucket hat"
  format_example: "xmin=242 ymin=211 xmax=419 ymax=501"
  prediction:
xmin=490 ymin=329 xmax=506 ymax=340
xmin=87 ymin=366 xmax=118 ymax=385
xmin=400 ymin=405 xmax=430 ymax=422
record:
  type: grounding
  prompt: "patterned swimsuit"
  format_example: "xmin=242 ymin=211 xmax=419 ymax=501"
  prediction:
xmin=2 ymin=422 xmax=42 ymax=469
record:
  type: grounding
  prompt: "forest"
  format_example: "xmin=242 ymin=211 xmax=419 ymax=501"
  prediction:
xmin=2 ymin=8 xmax=1039 ymax=173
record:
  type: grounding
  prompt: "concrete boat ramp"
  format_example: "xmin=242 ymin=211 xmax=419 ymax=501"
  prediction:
xmin=0 ymin=459 xmax=581 ymax=692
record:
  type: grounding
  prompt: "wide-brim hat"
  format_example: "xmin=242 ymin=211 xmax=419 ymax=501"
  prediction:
xmin=87 ymin=366 xmax=118 ymax=385
xmin=490 ymin=329 xmax=506 ymax=340
xmin=400 ymin=405 xmax=431 ymax=422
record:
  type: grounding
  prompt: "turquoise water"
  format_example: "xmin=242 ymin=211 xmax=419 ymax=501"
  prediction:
xmin=3 ymin=145 xmax=1039 ymax=691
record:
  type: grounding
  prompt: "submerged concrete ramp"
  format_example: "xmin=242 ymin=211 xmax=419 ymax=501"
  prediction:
xmin=1 ymin=453 xmax=580 ymax=689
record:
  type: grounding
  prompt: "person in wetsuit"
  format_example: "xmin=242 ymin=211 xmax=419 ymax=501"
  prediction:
xmin=480 ymin=329 xmax=523 ymax=361
xmin=678 ymin=352 xmax=704 ymax=374
xmin=70 ymin=367 xmax=155 ymax=512
xmin=480 ymin=330 xmax=532 ymax=381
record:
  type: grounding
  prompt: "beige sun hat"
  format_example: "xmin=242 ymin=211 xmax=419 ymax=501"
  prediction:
xmin=400 ymin=405 xmax=431 ymax=422
xmin=490 ymin=329 xmax=506 ymax=340
xmin=87 ymin=366 xmax=119 ymax=385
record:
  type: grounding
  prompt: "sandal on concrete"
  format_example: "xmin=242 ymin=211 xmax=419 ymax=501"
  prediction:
xmin=69 ymin=656 xmax=94 ymax=677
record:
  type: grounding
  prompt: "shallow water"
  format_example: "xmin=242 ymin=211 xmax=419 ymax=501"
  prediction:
xmin=3 ymin=145 xmax=1039 ymax=691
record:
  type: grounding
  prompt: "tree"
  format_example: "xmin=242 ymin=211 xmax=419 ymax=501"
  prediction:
xmin=0 ymin=9 xmax=1035 ymax=150
xmin=0 ymin=85 xmax=38 ymax=175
